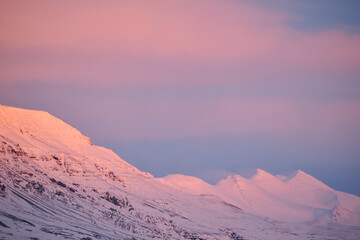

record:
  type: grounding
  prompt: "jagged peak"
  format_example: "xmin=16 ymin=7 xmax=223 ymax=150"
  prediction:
xmin=235 ymin=168 xmax=281 ymax=184
xmin=245 ymin=169 xmax=288 ymax=191
xmin=249 ymin=168 xmax=276 ymax=180
xmin=217 ymin=169 xmax=280 ymax=186
xmin=285 ymin=170 xmax=314 ymax=182
xmin=216 ymin=174 xmax=248 ymax=187
xmin=285 ymin=170 xmax=330 ymax=189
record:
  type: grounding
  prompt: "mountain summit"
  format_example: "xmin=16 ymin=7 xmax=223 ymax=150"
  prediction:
xmin=0 ymin=105 xmax=359 ymax=239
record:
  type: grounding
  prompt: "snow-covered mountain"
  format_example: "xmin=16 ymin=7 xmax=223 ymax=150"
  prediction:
xmin=0 ymin=104 xmax=359 ymax=240
xmin=160 ymin=169 xmax=360 ymax=225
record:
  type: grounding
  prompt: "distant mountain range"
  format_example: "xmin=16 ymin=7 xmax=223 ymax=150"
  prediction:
xmin=0 ymin=104 xmax=359 ymax=239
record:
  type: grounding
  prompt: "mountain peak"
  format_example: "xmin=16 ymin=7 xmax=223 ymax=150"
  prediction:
xmin=286 ymin=170 xmax=314 ymax=181
xmin=158 ymin=174 xmax=214 ymax=195
xmin=0 ymin=104 xmax=92 ymax=152
xmin=285 ymin=170 xmax=330 ymax=189
xmin=1 ymin=105 xmax=360 ymax=239
xmin=216 ymin=174 xmax=248 ymax=189
xmin=250 ymin=168 xmax=274 ymax=179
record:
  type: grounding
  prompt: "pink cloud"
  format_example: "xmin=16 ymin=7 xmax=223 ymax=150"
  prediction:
xmin=0 ymin=0 xmax=285 ymax=58
xmin=1 ymin=0 xmax=359 ymax=87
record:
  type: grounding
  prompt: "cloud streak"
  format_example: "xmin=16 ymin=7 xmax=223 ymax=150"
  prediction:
xmin=0 ymin=0 xmax=359 ymax=87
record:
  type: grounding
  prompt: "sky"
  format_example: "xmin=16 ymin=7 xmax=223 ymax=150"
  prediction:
xmin=0 ymin=0 xmax=360 ymax=195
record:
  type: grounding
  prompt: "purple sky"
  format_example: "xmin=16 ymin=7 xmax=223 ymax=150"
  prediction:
xmin=1 ymin=0 xmax=360 ymax=195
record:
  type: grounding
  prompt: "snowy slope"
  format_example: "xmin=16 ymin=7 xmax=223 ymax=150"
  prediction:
xmin=160 ymin=169 xmax=360 ymax=224
xmin=0 ymin=104 xmax=359 ymax=240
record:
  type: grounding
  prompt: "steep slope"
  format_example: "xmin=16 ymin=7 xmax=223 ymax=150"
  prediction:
xmin=1 ymin=104 xmax=359 ymax=240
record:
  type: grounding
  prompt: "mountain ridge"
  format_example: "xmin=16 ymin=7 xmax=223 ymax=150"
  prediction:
xmin=1 ymin=104 xmax=359 ymax=239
